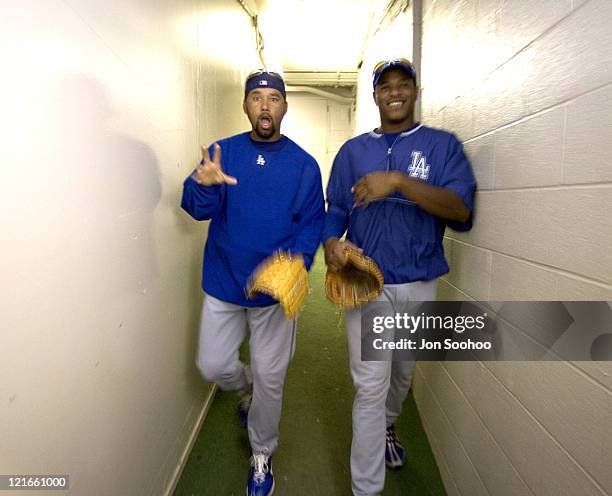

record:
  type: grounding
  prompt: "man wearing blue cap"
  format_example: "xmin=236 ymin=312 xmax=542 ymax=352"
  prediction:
xmin=322 ymin=59 xmax=476 ymax=495
xmin=181 ymin=70 xmax=325 ymax=496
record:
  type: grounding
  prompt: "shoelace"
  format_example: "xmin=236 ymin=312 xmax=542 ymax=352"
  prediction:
xmin=252 ymin=453 xmax=269 ymax=484
xmin=386 ymin=429 xmax=399 ymax=444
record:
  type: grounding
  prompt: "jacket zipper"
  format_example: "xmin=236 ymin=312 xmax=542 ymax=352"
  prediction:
xmin=386 ymin=134 xmax=402 ymax=172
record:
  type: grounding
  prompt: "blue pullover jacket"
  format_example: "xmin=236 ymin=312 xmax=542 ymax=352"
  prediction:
xmin=322 ymin=123 xmax=477 ymax=284
xmin=182 ymin=132 xmax=325 ymax=306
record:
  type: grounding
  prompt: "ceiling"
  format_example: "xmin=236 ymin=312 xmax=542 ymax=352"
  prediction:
xmin=246 ymin=0 xmax=382 ymax=85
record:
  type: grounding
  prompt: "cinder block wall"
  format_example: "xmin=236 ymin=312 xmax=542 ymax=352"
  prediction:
xmin=413 ymin=1 xmax=612 ymax=495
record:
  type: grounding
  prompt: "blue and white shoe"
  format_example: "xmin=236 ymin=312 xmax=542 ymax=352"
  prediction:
xmin=238 ymin=391 xmax=252 ymax=428
xmin=246 ymin=453 xmax=274 ymax=496
xmin=385 ymin=425 xmax=405 ymax=469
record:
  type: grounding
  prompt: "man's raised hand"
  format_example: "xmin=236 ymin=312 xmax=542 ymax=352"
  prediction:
xmin=194 ymin=143 xmax=238 ymax=186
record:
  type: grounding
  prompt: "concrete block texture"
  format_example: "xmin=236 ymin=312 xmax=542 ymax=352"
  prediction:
xmin=450 ymin=188 xmax=612 ymax=284
xmin=445 ymin=239 xmax=492 ymax=301
xmin=494 ymin=107 xmax=565 ymax=189
xmin=428 ymin=362 xmax=535 ymax=495
xmin=418 ymin=0 xmax=612 ymax=494
xmin=416 ymin=362 xmax=612 ymax=495
xmin=464 ymin=133 xmax=495 ymax=191
xmin=489 ymin=254 xmax=612 ymax=300
xmin=564 ymin=83 xmax=612 ymax=184
xmin=415 ymin=366 xmax=489 ymax=496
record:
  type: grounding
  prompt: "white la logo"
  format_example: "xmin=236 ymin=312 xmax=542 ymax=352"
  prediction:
xmin=408 ymin=151 xmax=430 ymax=180
xmin=256 ymin=154 xmax=266 ymax=166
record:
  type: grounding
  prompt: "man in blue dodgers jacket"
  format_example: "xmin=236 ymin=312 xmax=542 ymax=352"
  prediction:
xmin=322 ymin=59 xmax=476 ymax=496
xmin=181 ymin=70 xmax=325 ymax=496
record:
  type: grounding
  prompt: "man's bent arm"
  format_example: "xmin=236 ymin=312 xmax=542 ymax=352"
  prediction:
xmin=392 ymin=172 xmax=470 ymax=222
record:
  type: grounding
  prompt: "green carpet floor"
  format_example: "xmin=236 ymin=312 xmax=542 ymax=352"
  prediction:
xmin=174 ymin=250 xmax=446 ymax=496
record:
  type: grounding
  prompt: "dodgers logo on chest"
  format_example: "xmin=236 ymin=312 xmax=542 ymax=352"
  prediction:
xmin=408 ymin=151 xmax=430 ymax=180
xmin=256 ymin=154 xmax=266 ymax=167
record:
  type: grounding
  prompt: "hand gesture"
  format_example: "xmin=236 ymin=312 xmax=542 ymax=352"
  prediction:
xmin=194 ymin=143 xmax=237 ymax=186
xmin=352 ymin=172 xmax=398 ymax=207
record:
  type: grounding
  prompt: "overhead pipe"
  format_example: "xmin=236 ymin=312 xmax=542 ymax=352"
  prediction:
xmin=285 ymin=86 xmax=354 ymax=105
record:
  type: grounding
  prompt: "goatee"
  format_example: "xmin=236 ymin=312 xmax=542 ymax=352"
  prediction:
xmin=254 ymin=122 xmax=276 ymax=140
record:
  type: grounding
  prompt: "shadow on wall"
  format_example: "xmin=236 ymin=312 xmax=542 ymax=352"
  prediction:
xmin=0 ymin=74 xmax=165 ymax=488
xmin=46 ymin=74 xmax=162 ymax=298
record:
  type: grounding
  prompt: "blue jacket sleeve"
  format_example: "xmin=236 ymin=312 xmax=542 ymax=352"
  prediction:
xmin=322 ymin=145 xmax=351 ymax=243
xmin=292 ymin=160 xmax=325 ymax=270
xmin=440 ymin=135 xmax=477 ymax=232
xmin=181 ymin=174 xmax=225 ymax=221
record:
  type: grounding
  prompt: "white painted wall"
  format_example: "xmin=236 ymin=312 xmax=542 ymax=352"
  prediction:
xmin=412 ymin=1 xmax=612 ymax=495
xmin=0 ymin=1 xmax=257 ymax=494
xmin=282 ymin=93 xmax=353 ymax=196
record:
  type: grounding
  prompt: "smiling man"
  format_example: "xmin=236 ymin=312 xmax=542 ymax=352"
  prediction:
xmin=322 ymin=59 xmax=477 ymax=496
xmin=181 ymin=70 xmax=324 ymax=496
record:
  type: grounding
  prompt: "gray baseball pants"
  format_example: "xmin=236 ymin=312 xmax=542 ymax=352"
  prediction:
xmin=345 ymin=280 xmax=437 ymax=496
xmin=196 ymin=293 xmax=296 ymax=454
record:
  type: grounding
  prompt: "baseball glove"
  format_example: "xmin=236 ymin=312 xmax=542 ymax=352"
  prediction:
xmin=247 ymin=251 xmax=309 ymax=319
xmin=325 ymin=246 xmax=384 ymax=308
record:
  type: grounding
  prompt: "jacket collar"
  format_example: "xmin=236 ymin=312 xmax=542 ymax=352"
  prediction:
xmin=368 ymin=122 xmax=423 ymax=139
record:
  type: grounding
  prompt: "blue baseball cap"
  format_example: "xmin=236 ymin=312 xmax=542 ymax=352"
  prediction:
xmin=372 ymin=58 xmax=417 ymax=89
xmin=245 ymin=70 xmax=286 ymax=99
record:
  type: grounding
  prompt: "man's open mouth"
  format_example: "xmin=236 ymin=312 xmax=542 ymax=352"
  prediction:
xmin=387 ymin=100 xmax=405 ymax=109
xmin=258 ymin=115 xmax=272 ymax=130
